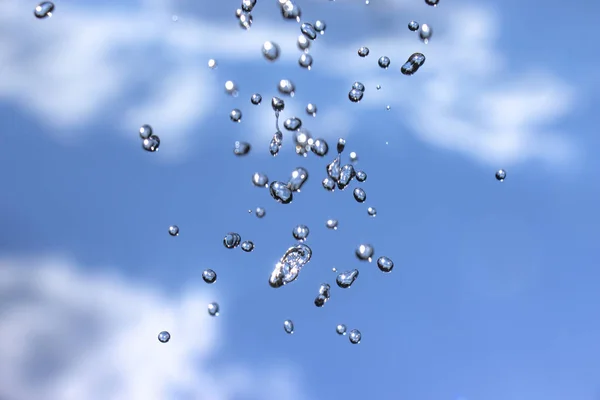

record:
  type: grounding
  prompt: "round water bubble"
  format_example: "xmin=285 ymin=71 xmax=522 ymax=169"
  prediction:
xmin=356 ymin=170 xmax=367 ymax=182
xmin=230 ymin=109 xmax=242 ymax=123
xmin=357 ymin=46 xmax=369 ymax=57
xmin=292 ymin=225 xmax=310 ymax=241
xmin=208 ymin=302 xmax=220 ymax=316
xmin=158 ymin=330 xmax=171 ymax=343
xmin=278 ymin=79 xmax=296 ymax=96
xmin=142 ymin=135 xmax=160 ymax=152
xmin=284 ymin=117 xmax=302 ymax=131
xmin=252 ymin=172 xmax=269 ymax=187
xmin=348 ymin=89 xmax=363 ymax=103
xmin=419 ymin=24 xmax=433 ymax=43
xmin=139 ymin=124 xmax=153 ymax=139
xmin=269 ymin=181 xmax=293 ymax=204
xmin=34 ymin=2 xmax=54 ymax=19
xmin=336 ymin=324 xmax=347 ymax=335
xmin=367 ymin=207 xmax=377 ymax=217
xmin=297 ymin=35 xmax=311 ymax=51
xmin=223 ymin=233 xmax=242 ymax=249
xmin=356 ymin=244 xmax=374 ymax=261
xmin=349 ymin=329 xmax=361 ymax=344
xmin=239 ymin=12 xmax=253 ymax=29
xmin=314 ymin=20 xmax=326 ymax=34
xmin=300 ymin=23 xmax=317 ymax=40
xmin=378 ymin=56 xmax=390 ymax=69
xmin=352 ymin=82 xmax=365 ymax=92
xmin=202 ymin=269 xmax=217 ymax=284
xmin=271 ymin=96 xmax=285 ymax=112
xmin=235 ymin=8 xmax=243 ymax=18
xmin=168 ymin=225 xmax=179 ymax=236
xmin=326 ymin=219 xmax=338 ymax=230
xmin=401 ymin=53 xmax=426 ymax=76
xmin=377 ymin=256 xmax=394 ymax=272
xmin=208 ymin=59 xmax=217 ymax=69
xmin=322 ymin=177 xmax=335 ymax=191
xmin=234 ymin=141 xmax=251 ymax=156
xmin=283 ymin=319 xmax=294 ymax=334
xmin=251 ymin=93 xmax=262 ymax=105
xmin=408 ymin=20 xmax=419 ymax=31
xmin=242 ymin=0 xmax=257 ymax=12
xmin=241 ymin=240 xmax=255 ymax=252
xmin=349 ymin=151 xmax=358 ymax=162
xmin=425 ymin=0 xmax=439 ymax=6
xmin=495 ymin=169 xmax=506 ymax=181
xmin=256 ymin=207 xmax=266 ymax=218
xmin=262 ymin=41 xmax=280 ymax=61
xmin=225 ymin=80 xmax=239 ymax=96
xmin=280 ymin=0 xmax=302 ymax=21
xmin=306 ymin=103 xmax=317 ymax=116
xmin=353 ymin=188 xmax=366 ymax=203
xmin=298 ymin=53 xmax=313 ymax=69
xmin=311 ymin=138 xmax=328 ymax=156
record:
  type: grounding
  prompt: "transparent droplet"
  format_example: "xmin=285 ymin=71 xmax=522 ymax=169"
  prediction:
xmin=408 ymin=20 xmax=419 ymax=31
xmin=401 ymin=53 xmax=426 ymax=76
xmin=356 ymin=244 xmax=374 ymax=262
xmin=34 ymin=1 xmax=54 ymax=19
xmin=322 ymin=177 xmax=336 ymax=191
xmin=298 ymin=53 xmax=313 ymax=69
xmin=311 ymin=138 xmax=328 ymax=156
xmin=386 ymin=105 xmax=391 ymax=111
xmin=336 ymin=324 xmax=347 ymax=335
xmin=314 ymin=283 xmax=331 ymax=307
xmin=139 ymin=124 xmax=153 ymax=139
xmin=337 ymin=138 xmax=346 ymax=154
xmin=353 ymin=188 xmax=367 ymax=203
xmin=419 ymin=24 xmax=433 ymax=44
xmin=251 ymin=93 xmax=262 ymax=105
xmin=378 ymin=56 xmax=391 ymax=69
xmin=293 ymin=129 xmax=312 ymax=157
xmin=367 ymin=207 xmax=377 ymax=217
xmin=202 ymin=269 xmax=217 ymax=284
xmin=425 ymin=0 xmax=439 ymax=6
xmin=280 ymin=0 xmax=302 ymax=21
xmin=326 ymin=155 xmax=342 ymax=182
xmin=348 ymin=89 xmax=363 ymax=103
xmin=241 ymin=240 xmax=255 ymax=252
xmin=142 ymin=135 xmax=160 ymax=152
xmin=377 ymin=256 xmax=394 ymax=273
xmin=283 ymin=319 xmax=294 ymax=334
xmin=306 ymin=103 xmax=317 ymax=116
xmin=337 ymin=164 xmax=355 ymax=190
xmin=168 ymin=225 xmax=179 ymax=236
xmin=230 ymin=109 xmax=242 ymax=122
xmin=256 ymin=207 xmax=266 ymax=218
xmin=278 ymin=79 xmax=296 ymax=96
xmin=288 ymin=167 xmax=309 ymax=192
xmin=225 ymin=80 xmax=239 ymax=96
xmin=262 ymin=41 xmax=280 ymax=61
xmin=271 ymin=97 xmax=285 ymax=112
xmin=356 ymin=170 xmax=367 ymax=182
xmin=292 ymin=225 xmax=310 ymax=241
xmin=235 ymin=8 xmax=243 ymax=18
xmin=252 ymin=172 xmax=269 ymax=187
xmin=269 ymin=243 xmax=313 ymax=288
xmin=269 ymin=181 xmax=293 ymax=204
xmin=158 ymin=330 xmax=171 ymax=343
xmin=297 ymin=35 xmax=311 ymax=51
xmin=234 ymin=141 xmax=251 ymax=156
xmin=349 ymin=329 xmax=361 ymax=344
xmin=314 ymin=20 xmax=326 ymax=34
xmin=223 ymin=233 xmax=242 ymax=249
xmin=284 ymin=117 xmax=302 ymax=131
xmin=301 ymin=22 xmax=317 ymax=40
xmin=242 ymin=0 xmax=257 ymax=12
xmin=208 ymin=302 xmax=220 ymax=316
xmin=270 ymin=131 xmax=283 ymax=156
xmin=239 ymin=12 xmax=253 ymax=29
xmin=208 ymin=59 xmax=217 ymax=69
xmin=376 ymin=84 xmax=381 ymax=90
xmin=352 ymin=82 xmax=365 ymax=92
xmin=349 ymin=151 xmax=358 ymax=163
xmin=495 ymin=169 xmax=506 ymax=181
xmin=336 ymin=269 xmax=359 ymax=289
xmin=326 ymin=219 xmax=338 ymax=230
xmin=357 ymin=46 xmax=370 ymax=57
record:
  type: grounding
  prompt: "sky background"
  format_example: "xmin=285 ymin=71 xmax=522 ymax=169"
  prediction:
xmin=1 ymin=0 xmax=600 ymax=399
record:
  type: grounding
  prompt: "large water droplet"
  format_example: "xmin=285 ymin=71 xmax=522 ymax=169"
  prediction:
xmin=297 ymin=35 xmax=311 ymax=51
xmin=311 ymin=138 xmax=328 ymax=156
xmin=356 ymin=244 xmax=374 ymax=261
xmin=142 ymin=135 xmax=160 ymax=152
xmin=419 ymin=24 xmax=433 ymax=43
xmin=224 ymin=233 xmax=242 ymax=249
xmin=292 ymin=225 xmax=310 ymax=241
xmin=269 ymin=243 xmax=312 ymax=288
xmin=202 ymin=269 xmax=217 ymax=284
xmin=352 ymin=82 xmax=365 ymax=92
xmin=208 ymin=302 xmax=220 ymax=316
xmin=401 ymin=53 xmax=426 ymax=76
xmin=357 ymin=46 xmax=370 ymax=57
xmin=139 ymin=124 xmax=153 ymax=139
xmin=284 ymin=117 xmax=302 ymax=131
xmin=314 ymin=20 xmax=326 ymax=34
xmin=348 ymin=89 xmax=364 ymax=103
xmin=408 ymin=20 xmax=419 ymax=31
xmin=353 ymin=187 xmax=367 ymax=203
xmin=288 ymin=167 xmax=309 ymax=192
xmin=301 ymin=22 xmax=317 ymax=40
xmin=34 ymin=2 xmax=54 ymax=19
xmin=336 ymin=269 xmax=359 ymax=288
xmin=349 ymin=329 xmax=361 ymax=344
xmin=251 ymin=93 xmax=262 ymax=105
xmin=158 ymin=330 xmax=171 ymax=343
xmin=314 ymin=283 xmax=331 ymax=307
xmin=271 ymin=97 xmax=285 ymax=113
xmin=378 ymin=56 xmax=391 ymax=69
xmin=495 ymin=169 xmax=506 ymax=181
xmin=327 ymin=155 xmax=342 ymax=182
xmin=283 ymin=319 xmax=295 ymax=334
xmin=336 ymin=324 xmax=347 ymax=335
xmin=262 ymin=41 xmax=280 ymax=61
xmin=278 ymin=79 xmax=296 ymax=96
xmin=269 ymin=181 xmax=293 ymax=204
xmin=326 ymin=219 xmax=338 ymax=230
xmin=252 ymin=172 xmax=269 ymax=187
xmin=234 ymin=141 xmax=251 ymax=156
xmin=298 ymin=53 xmax=313 ymax=69
xmin=241 ymin=240 xmax=255 ymax=252
xmin=168 ymin=225 xmax=179 ymax=236
xmin=377 ymin=256 xmax=394 ymax=273
xmin=338 ymin=164 xmax=355 ymax=190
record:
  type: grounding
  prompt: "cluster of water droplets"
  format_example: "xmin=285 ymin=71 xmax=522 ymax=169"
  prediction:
xmin=139 ymin=124 xmax=160 ymax=152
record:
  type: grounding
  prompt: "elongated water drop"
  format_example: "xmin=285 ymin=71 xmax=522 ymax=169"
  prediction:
xmin=269 ymin=243 xmax=313 ymax=288
xmin=336 ymin=269 xmax=359 ymax=288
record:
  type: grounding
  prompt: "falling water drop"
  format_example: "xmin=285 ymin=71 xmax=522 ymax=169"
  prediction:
xmin=378 ymin=56 xmax=391 ymax=69
xmin=241 ymin=241 xmax=255 ymax=252
xmin=158 ymin=331 xmax=171 ymax=343
xmin=336 ymin=324 xmax=347 ymax=335
xmin=495 ymin=169 xmax=506 ymax=181
xmin=202 ymin=269 xmax=217 ymax=284
xmin=251 ymin=93 xmax=262 ymax=105
xmin=326 ymin=219 xmax=338 ymax=230
xmin=357 ymin=46 xmax=370 ymax=57
xmin=336 ymin=269 xmax=359 ymax=289
xmin=34 ymin=1 xmax=54 ymax=18
xmin=419 ymin=24 xmax=433 ymax=43
xmin=292 ymin=225 xmax=310 ymax=241
xmin=223 ymin=233 xmax=242 ymax=249
xmin=356 ymin=244 xmax=374 ymax=261
xmin=367 ymin=207 xmax=377 ymax=217
xmin=283 ymin=320 xmax=295 ymax=334
xmin=314 ymin=283 xmax=331 ymax=307
xmin=234 ymin=141 xmax=251 ymax=156
xmin=168 ymin=225 xmax=179 ymax=236
xmin=353 ymin=188 xmax=367 ymax=203
xmin=269 ymin=243 xmax=313 ymax=288
xmin=262 ymin=41 xmax=281 ymax=61
xmin=401 ymin=53 xmax=426 ymax=76
xmin=208 ymin=302 xmax=220 ymax=316
xmin=269 ymin=181 xmax=293 ymax=204
xmin=349 ymin=329 xmax=361 ymax=344
xmin=377 ymin=256 xmax=394 ymax=273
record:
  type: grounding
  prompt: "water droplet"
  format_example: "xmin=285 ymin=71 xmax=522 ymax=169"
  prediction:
xmin=386 ymin=105 xmax=391 ymax=111
xmin=223 ymin=233 xmax=242 ymax=249
xmin=357 ymin=46 xmax=370 ymax=57
xmin=314 ymin=283 xmax=331 ymax=307
xmin=301 ymin=22 xmax=317 ymax=40
xmin=234 ymin=141 xmax=251 ymax=156
xmin=401 ymin=53 xmax=426 ymax=76
xmin=256 ymin=207 xmax=266 ymax=218
xmin=293 ymin=130 xmax=311 ymax=157
xmin=353 ymin=188 xmax=367 ymax=203
xmin=270 ymin=131 xmax=283 ymax=156
xmin=332 ymin=267 xmax=337 ymax=272
xmin=367 ymin=207 xmax=377 ymax=217
xmin=252 ymin=172 xmax=269 ymax=187
xmin=241 ymin=240 xmax=255 ymax=252
xmin=235 ymin=8 xmax=243 ymax=18
xmin=288 ymin=167 xmax=309 ymax=192
xmin=142 ymin=135 xmax=160 ymax=152
xmin=271 ymin=96 xmax=285 ymax=112
xmin=349 ymin=329 xmax=361 ymax=344
xmin=225 ymin=80 xmax=239 ymax=96
xmin=337 ymin=138 xmax=346 ymax=154
xmin=230 ymin=109 xmax=242 ymax=123
xmin=378 ymin=56 xmax=391 ymax=69
xmin=322 ymin=177 xmax=336 ymax=191
xmin=376 ymin=84 xmax=381 ymax=90
xmin=283 ymin=319 xmax=295 ymax=334
xmin=305 ymin=103 xmax=317 ymax=117
xmin=425 ymin=0 xmax=439 ymax=6
xmin=419 ymin=24 xmax=433 ymax=43
xmin=158 ymin=330 xmax=171 ymax=343
xmin=327 ymin=155 xmax=342 ymax=182
xmin=269 ymin=181 xmax=293 ymax=204
xmin=348 ymin=89 xmax=364 ymax=103
xmin=34 ymin=1 xmax=54 ymax=19
xmin=280 ymin=0 xmax=302 ymax=21
xmin=337 ymin=164 xmax=355 ymax=190
xmin=168 ymin=225 xmax=179 ymax=236
xmin=336 ymin=324 xmax=347 ymax=335
xmin=251 ymin=93 xmax=262 ymax=105
xmin=208 ymin=302 xmax=220 ymax=316
xmin=139 ymin=124 xmax=153 ymax=139
xmin=298 ymin=53 xmax=313 ymax=69
xmin=297 ymin=35 xmax=311 ymax=51
xmin=326 ymin=219 xmax=338 ymax=230
xmin=356 ymin=170 xmax=367 ymax=182
xmin=377 ymin=256 xmax=394 ymax=272
xmin=278 ymin=79 xmax=296 ymax=96
xmin=269 ymin=243 xmax=312 ymax=288
xmin=336 ymin=269 xmax=359 ymax=288
xmin=242 ymin=0 xmax=257 ymax=12
xmin=495 ymin=169 xmax=506 ymax=181
xmin=352 ymin=82 xmax=365 ymax=92
xmin=349 ymin=152 xmax=358 ymax=163
xmin=262 ymin=41 xmax=280 ymax=61
xmin=356 ymin=244 xmax=374 ymax=261
xmin=292 ymin=225 xmax=310 ymax=241
xmin=314 ymin=20 xmax=326 ymax=34
xmin=207 ymin=58 xmax=217 ymax=69
xmin=284 ymin=117 xmax=302 ymax=131
xmin=239 ymin=12 xmax=253 ymax=29
xmin=408 ymin=20 xmax=419 ymax=31
xmin=311 ymin=138 xmax=328 ymax=156
xmin=202 ymin=269 xmax=217 ymax=284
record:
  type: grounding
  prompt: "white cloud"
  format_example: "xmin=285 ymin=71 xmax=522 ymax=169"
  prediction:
xmin=0 ymin=255 xmax=307 ymax=400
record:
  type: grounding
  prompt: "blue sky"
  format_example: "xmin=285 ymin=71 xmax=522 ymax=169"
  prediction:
xmin=1 ymin=0 xmax=599 ymax=399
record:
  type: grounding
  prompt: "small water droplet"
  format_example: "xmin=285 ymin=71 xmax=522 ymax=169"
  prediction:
xmin=349 ymin=329 xmax=361 ymax=344
xmin=202 ymin=269 xmax=217 ymax=284
xmin=292 ymin=225 xmax=310 ymax=241
xmin=300 ymin=22 xmax=317 ymax=40
xmin=242 ymin=0 xmax=257 ymax=12
xmin=408 ymin=20 xmax=419 ymax=31
xmin=168 ymin=225 xmax=179 ymax=236
xmin=314 ymin=283 xmax=331 ymax=307
xmin=142 ymin=135 xmax=160 ymax=152
xmin=278 ymin=79 xmax=296 ymax=96
xmin=377 ymin=256 xmax=394 ymax=272
xmin=256 ymin=207 xmax=266 ymax=218
xmin=352 ymin=82 xmax=365 ymax=92
xmin=280 ymin=0 xmax=302 ymax=21
xmin=239 ymin=12 xmax=253 ymax=29
xmin=293 ymin=130 xmax=312 ymax=157
xmin=270 ymin=131 xmax=283 ymax=156
xmin=425 ymin=0 xmax=439 ymax=6
xmin=139 ymin=124 xmax=153 ymax=139
xmin=251 ymin=93 xmax=262 ymax=105
xmin=356 ymin=244 xmax=374 ymax=261
xmin=348 ymin=89 xmax=364 ymax=103
xmin=271 ymin=97 xmax=285 ymax=112
xmin=283 ymin=319 xmax=295 ymax=334
xmin=298 ymin=53 xmax=313 ymax=69
xmin=225 ymin=80 xmax=239 ymax=96
xmin=158 ymin=330 xmax=171 ymax=343
xmin=269 ymin=243 xmax=312 ymax=288
xmin=349 ymin=152 xmax=358 ymax=162
xmin=269 ymin=181 xmax=293 ymax=204
xmin=495 ymin=169 xmax=506 ymax=181
xmin=419 ymin=24 xmax=433 ymax=44
xmin=297 ymin=35 xmax=311 ymax=51
xmin=314 ymin=20 xmax=326 ymax=34
xmin=241 ymin=240 xmax=255 ymax=252
xmin=401 ymin=53 xmax=426 ymax=76
xmin=376 ymin=85 xmax=381 ymax=90
xmin=208 ymin=302 xmax=220 ymax=316
xmin=230 ymin=109 xmax=242 ymax=122
xmin=378 ymin=56 xmax=391 ymax=69
xmin=223 ymin=233 xmax=242 ymax=249
xmin=337 ymin=138 xmax=346 ymax=154
xmin=252 ymin=172 xmax=269 ymax=187
xmin=326 ymin=219 xmax=338 ymax=230
xmin=386 ymin=105 xmax=391 ymax=111
xmin=284 ymin=117 xmax=302 ymax=131
xmin=356 ymin=170 xmax=367 ymax=182
xmin=234 ymin=141 xmax=251 ymax=156
xmin=288 ymin=167 xmax=309 ymax=192
xmin=336 ymin=324 xmax=347 ymax=335
xmin=332 ymin=267 xmax=337 ymax=272
xmin=336 ymin=269 xmax=359 ymax=288
xmin=357 ymin=46 xmax=370 ymax=57
xmin=322 ymin=177 xmax=336 ymax=191
xmin=262 ymin=41 xmax=280 ymax=61
xmin=367 ymin=207 xmax=377 ymax=217
xmin=305 ymin=103 xmax=317 ymax=117
xmin=34 ymin=1 xmax=54 ymax=19
xmin=311 ymin=138 xmax=328 ymax=156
